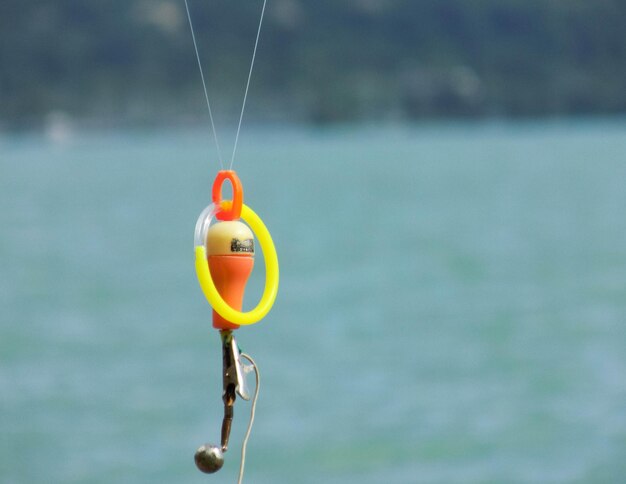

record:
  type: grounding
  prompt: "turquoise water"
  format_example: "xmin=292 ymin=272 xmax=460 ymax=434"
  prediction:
xmin=1 ymin=120 xmax=626 ymax=483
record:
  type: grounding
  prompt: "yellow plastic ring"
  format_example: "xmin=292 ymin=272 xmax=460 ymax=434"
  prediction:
xmin=195 ymin=203 xmax=279 ymax=325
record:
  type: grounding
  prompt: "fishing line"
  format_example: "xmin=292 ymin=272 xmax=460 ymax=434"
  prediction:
xmin=238 ymin=353 xmax=260 ymax=484
xmin=183 ymin=0 xmax=268 ymax=171
xmin=230 ymin=0 xmax=267 ymax=170
xmin=183 ymin=0 xmax=224 ymax=169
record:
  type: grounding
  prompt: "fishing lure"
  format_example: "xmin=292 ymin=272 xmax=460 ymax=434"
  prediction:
xmin=193 ymin=170 xmax=278 ymax=478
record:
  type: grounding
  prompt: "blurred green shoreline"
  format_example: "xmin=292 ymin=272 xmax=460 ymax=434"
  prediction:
xmin=2 ymin=0 xmax=626 ymax=129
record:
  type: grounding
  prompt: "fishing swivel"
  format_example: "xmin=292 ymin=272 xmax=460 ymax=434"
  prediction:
xmin=193 ymin=170 xmax=278 ymax=478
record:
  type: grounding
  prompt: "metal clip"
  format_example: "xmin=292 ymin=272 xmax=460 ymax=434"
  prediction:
xmin=219 ymin=330 xmax=250 ymax=451
xmin=222 ymin=330 xmax=250 ymax=401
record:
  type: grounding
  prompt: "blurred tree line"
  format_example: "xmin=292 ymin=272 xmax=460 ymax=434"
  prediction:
xmin=1 ymin=0 xmax=625 ymax=127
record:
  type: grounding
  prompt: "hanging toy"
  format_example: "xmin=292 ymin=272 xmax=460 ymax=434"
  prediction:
xmin=193 ymin=170 xmax=279 ymax=478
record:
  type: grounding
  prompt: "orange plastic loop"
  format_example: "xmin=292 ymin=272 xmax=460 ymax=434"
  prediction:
xmin=212 ymin=170 xmax=243 ymax=221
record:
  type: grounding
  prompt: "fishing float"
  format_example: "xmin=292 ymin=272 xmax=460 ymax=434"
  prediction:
xmin=182 ymin=0 xmax=278 ymax=482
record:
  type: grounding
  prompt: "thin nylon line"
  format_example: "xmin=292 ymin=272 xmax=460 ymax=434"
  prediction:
xmin=238 ymin=353 xmax=260 ymax=484
xmin=183 ymin=0 xmax=224 ymax=169
xmin=230 ymin=0 xmax=268 ymax=170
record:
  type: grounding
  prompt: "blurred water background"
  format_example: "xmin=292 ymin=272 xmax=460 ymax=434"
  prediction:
xmin=1 ymin=119 xmax=625 ymax=483
xmin=3 ymin=0 xmax=626 ymax=482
